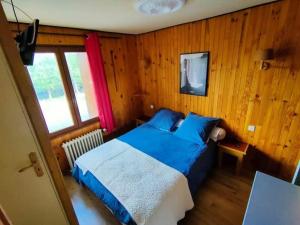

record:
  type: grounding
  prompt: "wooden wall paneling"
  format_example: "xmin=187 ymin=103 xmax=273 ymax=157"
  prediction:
xmin=188 ymin=24 xmax=194 ymax=113
xmin=9 ymin=23 xmax=123 ymax=46
xmin=152 ymin=31 xmax=158 ymax=112
xmin=144 ymin=33 xmax=151 ymax=113
xmin=176 ymin=26 xmax=181 ymax=111
xmin=180 ymin=23 xmax=190 ymax=115
xmin=152 ymin=32 xmax=159 ymax=112
xmin=124 ymin=36 xmax=142 ymax=118
xmin=171 ymin=27 xmax=178 ymax=112
xmin=141 ymin=33 xmax=148 ymax=108
xmin=136 ymin=37 xmax=143 ymax=99
xmin=221 ymin=7 xmax=234 ymax=122
xmin=165 ymin=28 xmax=172 ymax=110
xmin=112 ymin=38 xmax=126 ymax=123
xmin=142 ymin=33 xmax=156 ymax=114
xmin=101 ymin=35 xmax=141 ymax=128
xmin=202 ymin=19 xmax=210 ymax=116
xmin=251 ymin=5 xmax=276 ymax=137
xmin=164 ymin=28 xmax=170 ymax=110
xmin=169 ymin=28 xmax=174 ymax=111
xmin=226 ymin=15 xmax=243 ymax=125
xmin=197 ymin=22 xmax=204 ymax=114
xmin=240 ymin=5 xmax=279 ymax=161
xmin=263 ymin=1 xmax=297 ymax=172
xmin=158 ymin=30 xmax=164 ymax=109
xmin=137 ymin=36 xmax=145 ymax=111
xmin=231 ymin=13 xmax=248 ymax=127
xmin=101 ymin=38 xmax=120 ymax=124
xmin=186 ymin=24 xmax=194 ymax=113
xmin=173 ymin=27 xmax=180 ymax=112
xmin=176 ymin=26 xmax=184 ymax=112
xmin=136 ymin=38 xmax=144 ymax=109
xmin=237 ymin=6 xmax=271 ymax=143
xmin=119 ymin=37 xmax=135 ymax=124
xmin=227 ymin=15 xmax=241 ymax=132
xmin=173 ymin=26 xmax=178 ymax=111
xmin=275 ymin=0 xmax=300 ymax=177
xmin=204 ymin=19 xmax=213 ymax=116
xmin=211 ymin=17 xmax=222 ymax=119
xmin=136 ymin=0 xmax=300 ymax=179
xmin=214 ymin=17 xmax=227 ymax=121
xmin=150 ymin=32 xmax=156 ymax=111
xmin=171 ymin=26 xmax=178 ymax=113
xmin=163 ymin=29 xmax=170 ymax=110
xmin=236 ymin=10 xmax=256 ymax=140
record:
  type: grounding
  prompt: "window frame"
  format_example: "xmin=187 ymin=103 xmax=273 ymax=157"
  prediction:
xmin=30 ymin=46 xmax=99 ymax=137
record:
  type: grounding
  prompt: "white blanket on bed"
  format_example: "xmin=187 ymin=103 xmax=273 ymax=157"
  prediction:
xmin=75 ymin=139 xmax=194 ymax=225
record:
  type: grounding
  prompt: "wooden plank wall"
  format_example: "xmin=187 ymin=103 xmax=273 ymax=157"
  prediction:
xmin=10 ymin=24 xmax=141 ymax=172
xmin=136 ymin=0 xmax=300 ymax=179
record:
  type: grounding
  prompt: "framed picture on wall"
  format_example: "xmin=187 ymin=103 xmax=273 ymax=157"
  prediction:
xmin=180 ymin=52 xmax=209 ymax=96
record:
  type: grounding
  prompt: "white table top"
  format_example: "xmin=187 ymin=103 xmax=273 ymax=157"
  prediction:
xmin=243 ymin=171 xmax=300 ymax=225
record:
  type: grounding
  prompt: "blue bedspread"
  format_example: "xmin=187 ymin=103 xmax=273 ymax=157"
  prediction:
xmin=73 ymin=124 xmax=216 ymax=225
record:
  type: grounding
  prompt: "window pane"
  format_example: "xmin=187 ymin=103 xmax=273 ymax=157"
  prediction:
xmin=64 ymin=52 xmax=98 ymax=121
xmin=27 ymin=53 xmax=74 ymax=133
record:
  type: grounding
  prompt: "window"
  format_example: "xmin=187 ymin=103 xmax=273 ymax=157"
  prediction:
xmin=27 ymin=47 xmax=98 ymax=135
xmin=64 ymin=52 xmax=98 ymax=121
xmin=27 ymin=53 xmax=74 ymax=133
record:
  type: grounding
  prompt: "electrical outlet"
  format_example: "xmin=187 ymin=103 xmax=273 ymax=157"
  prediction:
xmin=248 ymin=125 xmax=256 ymax=132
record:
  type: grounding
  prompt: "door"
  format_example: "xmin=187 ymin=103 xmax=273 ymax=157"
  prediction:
xmin=0 ymin=42 xmax=70 ymax=225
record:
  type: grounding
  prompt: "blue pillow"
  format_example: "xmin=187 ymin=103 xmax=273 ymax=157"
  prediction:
xmin=174 ymin=113 xmax=220 ymax=145
xmin=147 ymin=108 xmax=184 ymax=131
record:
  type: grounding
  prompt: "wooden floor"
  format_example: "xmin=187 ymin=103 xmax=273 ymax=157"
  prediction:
xmin=64 ymin=167 xmax=253 ymax=225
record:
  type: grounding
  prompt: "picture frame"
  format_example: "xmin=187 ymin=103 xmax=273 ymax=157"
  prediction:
xmin=180 ymin=52 xmax=209 ymax=96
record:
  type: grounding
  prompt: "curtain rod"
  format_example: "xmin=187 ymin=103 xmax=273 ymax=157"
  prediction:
xmin=11 ymin=29 xmax=122 ymax=39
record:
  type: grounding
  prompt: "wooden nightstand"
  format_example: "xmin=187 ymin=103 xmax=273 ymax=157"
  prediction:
xmin=218 ymin=141 xmax=249 ymax=175
xmin=135 ymin=115 xmax=151 ymax=127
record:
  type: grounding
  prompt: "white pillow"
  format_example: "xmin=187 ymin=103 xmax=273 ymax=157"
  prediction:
xmin=175 ymin=119 xmax=225 ymax=142
xmin=209 ymin=127 xmax=226 ymax=142
xmin=174 ymin=118 xmax=184 ymax=128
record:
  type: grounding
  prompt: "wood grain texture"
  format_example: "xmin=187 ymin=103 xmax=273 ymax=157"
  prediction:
xmin=9 ymin=24 xmax=142 ymax=172
xmin=136 ymin=0 xmax=300 ymax=179
xmin=9 ymin=23 xmax=124 ymax=46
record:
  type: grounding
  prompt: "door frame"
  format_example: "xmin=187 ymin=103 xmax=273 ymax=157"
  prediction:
xmin=0 ymin=5 xmax=78 ymax=225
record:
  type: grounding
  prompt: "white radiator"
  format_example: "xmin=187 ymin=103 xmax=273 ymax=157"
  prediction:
xmin=62 ymin=129 xmax=104 ymax=170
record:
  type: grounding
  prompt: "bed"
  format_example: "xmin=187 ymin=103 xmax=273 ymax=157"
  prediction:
xmin=73 ymin=111 xmax=219 ymax=225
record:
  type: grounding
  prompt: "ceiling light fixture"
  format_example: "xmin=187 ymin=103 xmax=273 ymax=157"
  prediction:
xmin=136 ymin=0 xmax=186 ymax=15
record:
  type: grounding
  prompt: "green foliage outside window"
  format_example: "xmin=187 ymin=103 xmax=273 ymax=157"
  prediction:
xmin=27 ymin=53 xmax=83 ymax=100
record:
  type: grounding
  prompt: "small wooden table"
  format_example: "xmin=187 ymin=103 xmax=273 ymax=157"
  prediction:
xmin=135 ymin=115 xmax=151 ymax=127
xmin=218 ymin=141 xmax=249 ymax=175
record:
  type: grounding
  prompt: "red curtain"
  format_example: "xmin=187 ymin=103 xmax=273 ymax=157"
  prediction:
xmin=85 ymin=32 xmax=115 ymax=133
